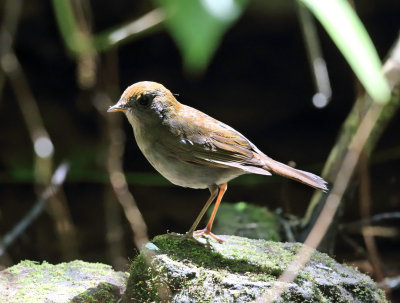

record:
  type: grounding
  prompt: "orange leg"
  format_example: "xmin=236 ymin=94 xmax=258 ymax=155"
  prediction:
xmin=187 ymin=185 xmax=219 ymax=236
xmin=193 ymin=183 xmax=227 ymax=243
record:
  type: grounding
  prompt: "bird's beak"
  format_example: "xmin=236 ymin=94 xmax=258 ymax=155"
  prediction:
xmin=107 ymin=102 xmax=127 ymax=112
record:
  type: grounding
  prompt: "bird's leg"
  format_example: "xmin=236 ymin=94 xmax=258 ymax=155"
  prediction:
xmin=186 ymin=185 xmax=219 ymax=238
xmin=193 ymin=183 xmax=227 ymax=243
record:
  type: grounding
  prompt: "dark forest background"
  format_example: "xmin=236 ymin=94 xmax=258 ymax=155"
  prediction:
xmin=0 ymin=0 xmax=399 ymax=300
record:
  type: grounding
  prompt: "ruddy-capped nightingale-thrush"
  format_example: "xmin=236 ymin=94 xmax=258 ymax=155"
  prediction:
xmin=108 ymin=81 xmax=327 ymax=243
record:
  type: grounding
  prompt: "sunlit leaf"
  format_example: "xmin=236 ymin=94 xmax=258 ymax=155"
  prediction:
xmin=299 ymin=0 xmax=391 ymax=103
xmin=154 ymin=0 xmax=248 ymax=75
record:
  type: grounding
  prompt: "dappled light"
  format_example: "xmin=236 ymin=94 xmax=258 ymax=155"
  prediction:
xmin=0 ymin=0 xmax=399 ymax=302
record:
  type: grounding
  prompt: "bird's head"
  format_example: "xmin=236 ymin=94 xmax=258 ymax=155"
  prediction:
xmin=108 ymin=81 xmax=180 ymax=125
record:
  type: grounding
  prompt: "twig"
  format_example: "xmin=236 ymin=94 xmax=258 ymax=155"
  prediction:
xmin=343 ymin=226 xmax=399 ymax=238
xmin=257 ymin=102 xmax=384 ymax=303
xmin=93 ymin=92 xmax=149 ymax=249
xmin=94 ymin=86 xmax=169 ymax=298
xmin=0 ymin=163 xmax=69 ymax=257
xmin=99 ymin=51 xmax=127 ymax=269
xmin=0 ymin=0 xmax=78 ymax=259
xmin=358 ymin=154 xmax=385 ymax=281
xmin=93 ymin=9 xmax=165 ymax=51
xmin=52 ymin=0 xmax=165 ymax=55
xmin=297 ymin=2 xmax=332 ymax=108
xmin=340 ymin=212 xmax=400 ymax=231
xmin=301 ymin=33 xmax=400 ymax=236
xmin=0 ymin=0 xmax=23 ymax=101
xmin=254 ymin=33 xmax=400 ymax=303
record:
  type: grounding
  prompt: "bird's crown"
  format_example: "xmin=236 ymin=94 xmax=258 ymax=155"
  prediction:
xmin=121 ymin=81 xmax=168 ymax=100
xmin=108 ymin=81 xmax=181 ymax=114
xmin=122 ymin=81 xmax=179 ymax=109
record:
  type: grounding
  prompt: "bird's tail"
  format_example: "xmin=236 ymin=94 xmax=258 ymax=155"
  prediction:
xmin=263 ymin=159 xmax=328 ymax=191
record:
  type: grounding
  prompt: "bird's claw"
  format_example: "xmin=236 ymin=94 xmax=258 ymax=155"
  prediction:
xmin=193 ymin=228 xmax=224 ymax=243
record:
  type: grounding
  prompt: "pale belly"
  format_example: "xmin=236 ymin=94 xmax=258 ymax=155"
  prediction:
xmin=132 ymin=126 xmax=244 ymax=189
xmin=145 ymin=148 xmax=243 ymax=189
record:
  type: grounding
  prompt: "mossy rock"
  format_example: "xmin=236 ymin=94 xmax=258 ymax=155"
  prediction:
xmin=0 ymin=260 xmax=128 ymax=303
xmin=123 ymin=234 xmax=387 ymax=303
xmin=209 ymin=202 xmax=282 ymax=241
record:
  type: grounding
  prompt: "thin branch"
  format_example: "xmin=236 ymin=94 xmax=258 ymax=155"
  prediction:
xmin=52 ymin=0 xmax=165 ymax=55
xmin=93 ymin=92 xmax=149 ymax=249
xmin=100 ymin=51 xmax=127 ymax=270
xmin=302 ymin=34 xmax=400 ymax=232
xmin=358 ymin=154 xmax=385 ymax=281
xmin=0 ymin=163 xmax=69 ymax=257
xmin=93 ymin=9 xmax=165 ymax=52
xmin=340 ymin=212 xmax=400 ymax=231
xmin=0 ymin=0 xmax=79 ymax=259
xmin=0 ymin=0 xmax=23 ymax=102
xmin=257 ymin=101 xmax=384 ymax=303
xmin=1 ymin=37 xmax=53 ymax=183
xmin=297 ymin=2 xmax=332 ymax=108
xmin=255 ymin=33 xmax=400 ymax=303
xmin=343 ymin=226 xmax=399 ymax=238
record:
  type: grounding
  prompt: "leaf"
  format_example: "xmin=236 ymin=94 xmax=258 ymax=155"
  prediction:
xmin=299 ymin=0 xmax=390 ymax=103
xmin=154 ymin=0 xmax=248 ymax=75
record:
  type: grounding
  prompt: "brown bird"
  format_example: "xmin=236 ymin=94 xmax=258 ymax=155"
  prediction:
xmin=108 ymin=81 xmax=327 ymax=243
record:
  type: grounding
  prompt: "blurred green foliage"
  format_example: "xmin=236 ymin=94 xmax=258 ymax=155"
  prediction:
xmin=153 ymin=0 xmax=248 ymax=75
xmin=52 ymin=0 xmax=389 ymax=100
xmin=300 ymin=0 xmax=390 ymax=103
xmin=210 ymin=202 xmax=282 ymax=241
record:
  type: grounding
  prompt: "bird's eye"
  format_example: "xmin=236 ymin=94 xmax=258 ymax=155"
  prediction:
xmin=137 ymin=94 xmax=151 ymax=106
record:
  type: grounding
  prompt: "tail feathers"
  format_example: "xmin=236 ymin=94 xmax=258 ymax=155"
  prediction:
xmin=264 ymin=160 xmax=328 ymax=191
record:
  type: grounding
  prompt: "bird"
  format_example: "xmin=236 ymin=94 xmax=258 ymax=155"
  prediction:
xmin=108 ymin=81 xmax=327 ymax=243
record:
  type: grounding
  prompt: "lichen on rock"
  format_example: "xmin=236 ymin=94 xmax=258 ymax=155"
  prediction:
xmin=0 ymin=260 xmax=128 ymax=303
xmin=123 ymin=234 xmax=387 ymax=303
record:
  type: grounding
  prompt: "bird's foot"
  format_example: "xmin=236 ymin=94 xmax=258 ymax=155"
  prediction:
xmin=193 ymin=228 xmax=224 ymax=243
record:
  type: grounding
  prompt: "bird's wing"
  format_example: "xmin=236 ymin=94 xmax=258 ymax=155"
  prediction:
xmin=158 ymin=108 xmax=272 ymax=176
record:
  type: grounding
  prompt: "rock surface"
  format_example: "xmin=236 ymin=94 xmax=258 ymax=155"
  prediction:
xmin=123 ymin=234 xmax=387 ymax=302
xmin=0 ymin=260 xmax=128 ymax=303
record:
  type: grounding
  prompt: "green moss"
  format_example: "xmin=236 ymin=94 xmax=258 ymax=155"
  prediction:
xmin=124 ymin=235 xmax=388 ymax=303
xmin=124 ymin=235 xmax=297 ymax=302
xmin=1 ymin=260 xmax=128 ymax=303
xmin=72 ymin=282 xmax=120 ymax=303
xmin=8 ymin=260 xmax=40 ymax=274
xmin=152 ymin=234 xmax=293 ymax=276
xmin=123 ymin=254 xmax=162 ymax=302
xmin=343 ymin=279 xmax=383 ymax=303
